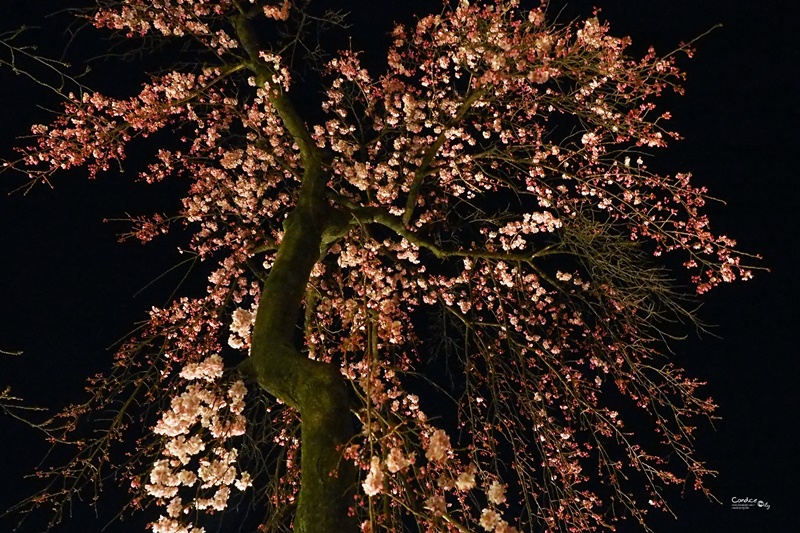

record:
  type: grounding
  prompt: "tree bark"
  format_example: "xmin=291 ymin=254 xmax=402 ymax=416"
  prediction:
xmin=247 ymin=155 xmax=357 ymax=532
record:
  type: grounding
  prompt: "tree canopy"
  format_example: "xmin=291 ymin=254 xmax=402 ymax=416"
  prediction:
xmin=1 ymin=1 xmax=756 ymax=532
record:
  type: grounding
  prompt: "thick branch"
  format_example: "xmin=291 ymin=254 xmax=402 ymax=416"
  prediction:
xmin=403 ymin=87 xmax=487 ymax=224
xmin=230 ymin=12 xmax=317 ymax=158
xmin=332 ymin=193 xmax=556 ymax=263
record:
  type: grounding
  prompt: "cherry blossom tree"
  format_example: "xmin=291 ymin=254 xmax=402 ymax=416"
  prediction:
xmin=2 ymin=1 xmax=757 ymax=532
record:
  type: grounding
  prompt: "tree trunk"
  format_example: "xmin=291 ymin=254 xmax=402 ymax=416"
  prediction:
xmin=231 ymin=13 xmax=358 ymax=530
xmin=247 ymin=155 xmax=357 ymax=531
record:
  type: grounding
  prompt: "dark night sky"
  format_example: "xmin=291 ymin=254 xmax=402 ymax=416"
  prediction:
xmin=1 ymin=1 xmax=798 ymax=532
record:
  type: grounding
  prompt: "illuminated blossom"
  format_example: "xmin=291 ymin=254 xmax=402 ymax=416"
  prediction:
xmin=425 ymin=429 xmax=451 ymax=462
xmin=179 ymin=354 xmax=224 ymax=382
xmin=425 ymin=494 xmax=447 ymax=517
xmin=455 ymin=467 xmax=476 ymax=491
xmin=228 ymin=308 xmax=255 ymax=350
xmin=480 ymin=508 xmax=502 ymax=531
xmin=362 ymin=456 xmax=384 ymax=496
xmin=487 ymin=481 xmax=507 ymax=505
xmin=385 ymin=447 xmax=414 ymax=473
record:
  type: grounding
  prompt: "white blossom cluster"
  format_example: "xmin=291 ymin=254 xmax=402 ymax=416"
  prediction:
xmin=425 ymin=429 xmax=451 ymax=462
xmin=361 ymin=447 xmax=415 ymax=497
xmin=147 ymin=355 xmax=251 ymax=533
xmin=494 ymin=212 xmax=563 ymax=251
xmin=227 ymin=307 xmax=255 ymax=350
xmin=359 ymin=424 xmax=517 ymax=529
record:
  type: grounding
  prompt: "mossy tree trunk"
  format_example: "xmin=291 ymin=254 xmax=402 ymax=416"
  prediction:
xmin=233 ymin=13 xmax=358 ymax=533
xmin=248 ymin=157 xmax=357 ymax=532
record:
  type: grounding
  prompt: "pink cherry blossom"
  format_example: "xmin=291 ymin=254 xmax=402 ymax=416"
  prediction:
xmin=362 ymin=457 xmax=384 ymax=496
xmin=425 ymin=429 xmax=451 ymax=463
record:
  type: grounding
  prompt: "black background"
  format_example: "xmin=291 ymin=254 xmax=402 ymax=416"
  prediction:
xmin=1 ymin=1 xmax=797 ymax=531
